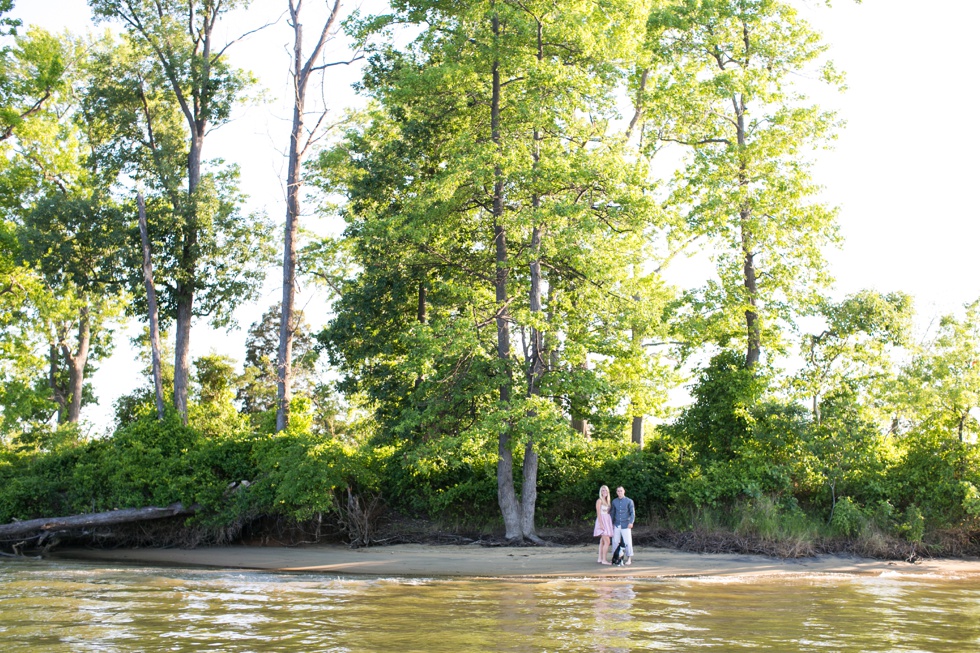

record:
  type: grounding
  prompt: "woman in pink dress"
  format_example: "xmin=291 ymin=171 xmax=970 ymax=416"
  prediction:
xmin=593 ymin=485 xmax=614 ymax=564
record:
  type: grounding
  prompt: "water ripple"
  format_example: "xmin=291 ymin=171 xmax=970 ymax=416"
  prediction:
xmin=2 ymin=561 xmax=980 ymax=652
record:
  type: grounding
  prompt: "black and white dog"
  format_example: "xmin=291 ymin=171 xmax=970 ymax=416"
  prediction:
xmin=610 ymin=541 xmax=626 ymax=566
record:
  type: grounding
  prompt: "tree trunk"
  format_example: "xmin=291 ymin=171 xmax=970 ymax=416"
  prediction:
xmin=415 ymin=279 xmax=427 ymax=390
xmin=522 ymin=223 xmax=544 ymax=541
xmin=520 ymin=440 xmax=539 ymax=538
xmin=629 ymin=293 xmax=642 ymax=446
xmin=571 ymin=365 xmax=590 ymax=439
xmin=172 ymin=288 xmax=193 ymax=423
xmin=631 ymin=416 xmax=643 ymax=446
xmin=277 ymin=39 xmax=304 ymax=433
xmin=63 ymin=305 xmax=91 ymax=423
xmin=491 ymin=11 xmax=521 ymax=540
xmin=0 ymin=503 xmax=197 ymax=541
xmin=48 ymin=342 xmax=66 ymax=424
xmin=277 ymin=0 xmax=343 ymax=432
xmin=173 ymin=133 xmax=203 ymax=424
xmin=742 ymin=216 xmax=760 ymax=367
xmin=138 ymin=192 xmax=166 ymax=420
xmin=736 ymin=95 xmax=760 ymax=368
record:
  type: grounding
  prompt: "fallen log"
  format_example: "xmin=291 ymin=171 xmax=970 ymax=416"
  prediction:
xmin=0 ymin=503 xmax=198 ymax=541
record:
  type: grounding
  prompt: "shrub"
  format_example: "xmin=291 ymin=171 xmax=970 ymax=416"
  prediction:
xmin=889 ymin=428 xmax=980 ymax=526
xmin=829 ymin=496 xmax=864 ymax=538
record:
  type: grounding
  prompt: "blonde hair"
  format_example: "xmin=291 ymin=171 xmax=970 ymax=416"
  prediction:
xmin=598 ymin=485 xmax=611 ymax=508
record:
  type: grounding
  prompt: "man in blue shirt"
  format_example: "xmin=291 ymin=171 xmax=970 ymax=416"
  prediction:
xmin=609 ymin=485 xmax=635 ymax=565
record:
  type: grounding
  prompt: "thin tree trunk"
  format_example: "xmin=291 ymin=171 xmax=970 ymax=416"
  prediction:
xmin=520 ymin=440 xmax=539 ymax=538
xmin=48 ymin=342 xmax=66 ymax=424
xmin=629 ymin=292 xmax=642 ymax=446
xmin=515 ymin=18 xmax=552 ymax=543
xmin=742 ymin=214 xmax=760 ymax=367
xmin=491 ymin=9 xmax=521 ymax=540
xmin=173 ymin=134 xmax=203 ymax=424
xmin=571 ymin=367 xmax=590 ymax=438
xmin=138 ymin=192 xmax=166 ymax=419
xmin=415 ymin=279 xmax=427 ymax=390
xmin=569 ymin=290 xmax=589 ymax=439
xmin=523 ymin=225 xmax=543 ymax=541
xmin=277 ymin=0 xmax=343 ymax=432
xmin=736 ymin=95 xmax=760 ymax=368
xmin=277 ymin=27 xmax=304 ymax=433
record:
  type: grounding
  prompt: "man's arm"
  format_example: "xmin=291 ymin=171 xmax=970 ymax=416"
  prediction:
xmin=628 ymin=499 xmax=635 ymax=527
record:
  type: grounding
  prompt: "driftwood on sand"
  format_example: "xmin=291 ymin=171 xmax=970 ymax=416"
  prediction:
xmin=0 ymin=503 xmax=197 ymax=542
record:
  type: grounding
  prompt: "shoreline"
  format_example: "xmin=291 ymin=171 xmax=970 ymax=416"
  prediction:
xmin=48 ymin=543 xmax=980 ymax=579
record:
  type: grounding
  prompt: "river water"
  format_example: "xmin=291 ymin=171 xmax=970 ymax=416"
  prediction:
xmin=2 ymin=560 xmax=980 ymax=652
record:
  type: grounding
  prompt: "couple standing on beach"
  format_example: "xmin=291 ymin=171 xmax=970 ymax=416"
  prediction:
xmin=594 ymin=485 xmax=634 ymax=565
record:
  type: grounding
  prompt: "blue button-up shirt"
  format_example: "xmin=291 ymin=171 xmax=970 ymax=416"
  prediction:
xmin=610 ymin=496 xmax=634 ymax=528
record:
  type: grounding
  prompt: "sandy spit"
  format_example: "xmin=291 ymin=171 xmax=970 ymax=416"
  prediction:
xmin=50 ymin=544 xmax=980 ymax=579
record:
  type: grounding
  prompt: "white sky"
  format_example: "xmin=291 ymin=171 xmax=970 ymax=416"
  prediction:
xmin=10 ymin=0 xmax=980 ymax=433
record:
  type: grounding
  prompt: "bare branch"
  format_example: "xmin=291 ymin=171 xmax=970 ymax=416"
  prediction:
xmin=309 ymin=52 xmax=365 ymax=73
xmin=659 ymin=135 xmax=731 ymax=147
xmin=215 ymin=13 xmax=286 ymax=59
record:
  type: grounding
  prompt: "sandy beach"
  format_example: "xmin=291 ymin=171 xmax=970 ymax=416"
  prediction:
xmin=50 ymin=544 xmax=980 ymax=579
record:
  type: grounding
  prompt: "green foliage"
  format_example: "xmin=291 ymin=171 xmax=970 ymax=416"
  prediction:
xmin=238 ymin=304 xmax=318 ymax=415
xmin=537 ymin=438 xmax=677 ymax=525
xmin=375 ymin=429 xmax=678 ymax=528
xmin=889 ymin=428 xmax=980 ymax=527
xmin=644 ymin=0 xmax=842 ymax=365
xmin=803 ymin=389 xmax=891 ymax=508
xmin=792 ymin=290 xmax=914 ymax=423
xmin=667 ymin=350 xmax=766 ymax=462
xmin=729 ymin=495 xmax=817 ymax=542
xmin=378 ymin=432 xmax=499 ymax=522
xmin=247 ymin=428 xmax=374 ymax=522
xmin=894 ymin=299 xmax=980 ymax=441
xmin=829 ymin=496 xmax=863 ymax=538
xmin=0 ymin=412 xmax=346 ymax=529
xmin=0 ymin=27 xmax=67 ymax=141
xmin=897 ymin=505 xmax=925 ymax=544
xmin=4 ymin=0 xmax=980 ymax=553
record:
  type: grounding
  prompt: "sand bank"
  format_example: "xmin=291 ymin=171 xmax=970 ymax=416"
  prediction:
xmin=51 ymin=544 xmax=980 ymax=579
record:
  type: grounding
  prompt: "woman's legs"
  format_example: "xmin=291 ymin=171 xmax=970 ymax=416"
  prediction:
xmin=598 ymin=535 xmax=610 ymax=563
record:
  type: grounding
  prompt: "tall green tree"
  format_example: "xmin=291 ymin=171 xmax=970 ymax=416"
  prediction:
xmin=89 ymin=0 xmax=264 ymax=422
xmin=640 ymin=0 xmax=841 ymax=367
xmin=321 ymin=0 xmax=671 ymax=540
xmin=0 ymin=29 xmax=128 ymax=428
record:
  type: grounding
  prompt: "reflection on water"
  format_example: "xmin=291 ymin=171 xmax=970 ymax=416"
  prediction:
xmin=2 ymin=560 xmax=980 ymax=652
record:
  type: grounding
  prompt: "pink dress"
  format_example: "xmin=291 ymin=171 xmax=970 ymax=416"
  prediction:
xmin=594 ymin=504 xmax=614 ymax=537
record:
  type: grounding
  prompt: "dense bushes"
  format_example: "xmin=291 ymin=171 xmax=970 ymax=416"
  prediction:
xmin=0 ymin=409 xmax=355 ymax=536
xmin=0 ymin=406 xmax=679 ymax=538
xmin=3 ymin=351 xmax=980 ymax=554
